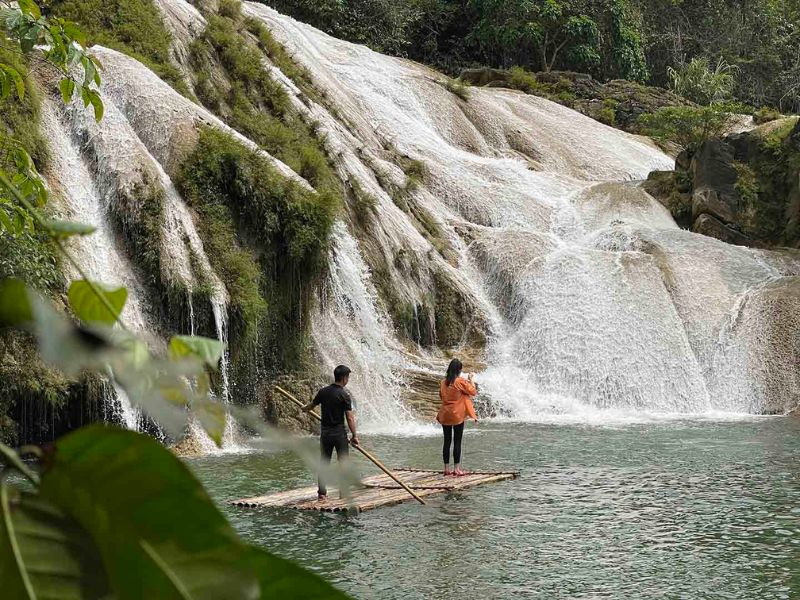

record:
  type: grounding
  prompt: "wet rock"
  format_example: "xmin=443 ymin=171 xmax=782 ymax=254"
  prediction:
xmin=710 ymin=277 xmax=800 ymax=414
xmin=649 ymin=118 xmax=800 ymax=248
xmin=262 ymin=375 xmax=322 ymax=434
xmin=692 ymin=188 xmax=737 ymax=225
xmin=692 ymin=214 xmax=758 ymax=247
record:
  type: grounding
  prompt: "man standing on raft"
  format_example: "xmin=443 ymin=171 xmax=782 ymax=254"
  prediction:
xmin=304 ymin=365 xmax=359 ymax=501
xmin=438 ymin=359 xmax=478 ymax=476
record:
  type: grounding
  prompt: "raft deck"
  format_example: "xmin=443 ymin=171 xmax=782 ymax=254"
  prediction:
xmin=232 ymin=468 xmax=519 ymax=513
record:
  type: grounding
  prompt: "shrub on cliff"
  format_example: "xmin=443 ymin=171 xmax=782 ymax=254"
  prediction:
xmin=176 ymin=128 xmax=337 ymax=363
xmin=638 ymin=105 xmax=735 ymax=151
xmin=46 ymin=0 xmax=188 ymax=94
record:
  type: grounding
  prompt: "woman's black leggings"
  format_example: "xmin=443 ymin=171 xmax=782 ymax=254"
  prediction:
xmin=442 ymin=422 xmax=465 ymax=464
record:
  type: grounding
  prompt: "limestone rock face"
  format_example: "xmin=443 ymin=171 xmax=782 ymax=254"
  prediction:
xmin=458 ymin=68 xmax=691 ymax=133
xmin=693 ymin=214 xmax=759 ymax=247
xmin=649 ymin=117 xmax=800 ymax=248
xmin=709 ymin=277 xmax=800 ymax=414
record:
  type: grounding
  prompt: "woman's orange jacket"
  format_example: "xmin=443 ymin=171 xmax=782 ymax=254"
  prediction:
xmin=437 ymin=377 xmax=478 ymax=425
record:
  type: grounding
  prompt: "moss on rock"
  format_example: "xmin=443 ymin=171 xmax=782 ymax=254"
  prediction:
xmin=47 ymin=0 xmax=190 ymax=95
xmin=189 ymin=7 xmax=340 ymax=196
xmin=176 ymin=127 xmax=336 ymax=383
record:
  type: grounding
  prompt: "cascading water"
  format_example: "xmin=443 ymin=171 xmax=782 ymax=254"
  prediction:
xmin=41 ymin=98 xmax=148 ymax=430
xmin=35 ymin=0 xmax=799 ymax=446
xmin=244 ymin=4 xmax=800 ymax=419
xmin=41 ymin=51 xmax=248 ymax=446
xmin=312 ymin=223 xmax=432 ymax=434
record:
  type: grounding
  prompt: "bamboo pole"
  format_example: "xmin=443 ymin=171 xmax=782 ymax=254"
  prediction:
xmin=274 ymin=385 xmax=427 ymax=505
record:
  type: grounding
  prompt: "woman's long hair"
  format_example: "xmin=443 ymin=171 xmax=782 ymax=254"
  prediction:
xmin=445 ymin=359 xmax=463 ymax=386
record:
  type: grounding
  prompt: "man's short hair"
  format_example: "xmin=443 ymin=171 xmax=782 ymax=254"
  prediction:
xmin=334 ymin=365 xmax=351 ymax=382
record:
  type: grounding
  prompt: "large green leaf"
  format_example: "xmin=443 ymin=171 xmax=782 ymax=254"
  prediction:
xmin=39 ymin=426 xmax=350 ymax=599
xmin=0 ymin=484 xmax=111 ymax=600
xmin=0 ymin=278 xmax=33 ymax=325
xmin=67 ymin=280 xmax=127 ymax=326
xmin=168 ymin=335 xmax=224 ymax=369
xmin=44 ymin=219 xmax=95 ymax=239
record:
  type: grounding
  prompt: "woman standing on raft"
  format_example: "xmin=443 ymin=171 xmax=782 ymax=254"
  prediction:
xmin=437 ymin=358 xmax=478 ymax=476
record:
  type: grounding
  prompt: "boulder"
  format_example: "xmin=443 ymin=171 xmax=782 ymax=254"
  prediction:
xmin=691 ymin=188 xmax=737 ymax=225
xmin=692 ymin=214 xmax=759 ymax=247
xmin=691 ymin=139 xmax=738 ymax=193
xmin=261 ymin=374 xmax=322 ymax=434
xmin=458 ymin=67 xmax=511 ymax=87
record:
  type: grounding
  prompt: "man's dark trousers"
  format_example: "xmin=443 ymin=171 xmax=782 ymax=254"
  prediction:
xmin=318 ymin=427 xmax=349 ymax=496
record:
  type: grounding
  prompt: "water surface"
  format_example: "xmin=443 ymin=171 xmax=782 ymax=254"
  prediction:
xmin=189 ymin=419 xmax=800 ymax=599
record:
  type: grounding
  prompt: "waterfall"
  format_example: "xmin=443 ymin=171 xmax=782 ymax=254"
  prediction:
xmin=245 ymin=4 xmax=800 ymax=419
xmin=32 ymin=0 xmax=799 ymax=442
xmin=313 ymin=223 xmax=433 ymax=434
xmin=41 ymin=99 xmax=150 ymax=430
xmin=43 ymin=49 xmax=245 ymax=443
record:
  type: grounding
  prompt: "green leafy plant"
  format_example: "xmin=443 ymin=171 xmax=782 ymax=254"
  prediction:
xmin=753 ymin=106 xmax=782 ymax=124
xmin=445 ymin=76 xmax=470 ymax=100
xmin=0 ymin=426 xmax=349 ymax=599
xmin=667 ymin=57 xmax=736 ymax=106
xmin=44 ymin=0 xmax=190 ymax=96
xmin=638 ymin=105 xmax=735 ymax=150
xmin=0 ymin=0 xmax=103 ymax=237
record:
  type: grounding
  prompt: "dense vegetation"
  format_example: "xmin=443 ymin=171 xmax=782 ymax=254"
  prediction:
xmin=264 ymin=0 xmax=800 ymax=111
xmin=176 ymin=128 xmax=337 ymax=376
xmin=43 ymin=0 xmax=190 ymax=94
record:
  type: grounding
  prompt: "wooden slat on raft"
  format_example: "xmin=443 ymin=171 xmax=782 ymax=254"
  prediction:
xmin=231 ymin=468 xmax=519 ymax=513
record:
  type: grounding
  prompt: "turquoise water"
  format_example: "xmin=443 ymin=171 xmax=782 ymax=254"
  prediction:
xmin=189 ymin=418 xmax=800 ymax=599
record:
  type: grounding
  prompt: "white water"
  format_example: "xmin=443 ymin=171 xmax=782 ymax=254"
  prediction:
xmin=312 ymin=223 xmax=435 ymax=435
xmin=41 ymin=99 xmax=147 ymax=429
xmin=42 ymin=46 xmax=244 ymax=442
xmin=36 ymin=0 xmax=800 ymax=441
xmin=245 ymin=4 xmax=800 ymax=420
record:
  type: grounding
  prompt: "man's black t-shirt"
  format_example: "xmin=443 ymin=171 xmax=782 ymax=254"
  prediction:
xmin=313 ymin=384 xmax=353 ymax=431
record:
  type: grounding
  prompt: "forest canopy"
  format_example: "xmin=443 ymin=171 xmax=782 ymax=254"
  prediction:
xmin=264 ymin=0 xmax=800 ymax=111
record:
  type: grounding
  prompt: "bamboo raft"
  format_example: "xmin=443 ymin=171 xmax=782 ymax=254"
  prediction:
xmin=232 ymin=468 xmax=519 ymax=513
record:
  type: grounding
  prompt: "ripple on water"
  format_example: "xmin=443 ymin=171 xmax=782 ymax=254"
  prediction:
xmin=188 ymin=419 xmax=800 ymax=600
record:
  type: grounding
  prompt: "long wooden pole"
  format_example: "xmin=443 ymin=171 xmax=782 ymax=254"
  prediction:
xmin=274 ymin=385 xmax=427 ymax=505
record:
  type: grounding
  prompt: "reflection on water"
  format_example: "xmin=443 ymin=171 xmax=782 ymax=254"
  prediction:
xmin=188 ymin=419 xmax=800 ymax=599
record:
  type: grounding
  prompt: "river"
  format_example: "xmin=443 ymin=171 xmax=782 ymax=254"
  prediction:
xmin=189 ymin=417 xmax=800 ymax=599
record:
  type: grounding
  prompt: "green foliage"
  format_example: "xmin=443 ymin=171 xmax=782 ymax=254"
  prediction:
xmin=607 ymin=0 xmax=648 ymax=82
xmin=245 ymin=16 xmax=319 ymax=101
xmin=190 ymin=11 xmax=340 ymax=194
xmin=0 ymin=228 xmax=60 ymax=292
xmin=445 ymin=76 xmax=470 ymax=100
xmin=68 ymin=280 xmax=128 ymax=325
xmin=742 ymin=119 xmax=800 ymax=243
xmin=754 ymin=106 xmax=782 ymax=124
xmin=638 ymin=105 xmax=735 ymax=150
xmin=597 ymin=98 xmax=618 ymax=125
xmin=176 ymin=128 xmax=336 ymax=363
xmin=402 ymin=158 xmax=428 ymax=191
xmin=667 ymin=57 xmax=736 ymax=105
xmin=733 ymin=161 xmax=760 ymax=208
xmin=45 ymin=0 xmax=189 ymax=96
xmin=349 ymin=179 xmax=378 ymax=226
xmin=266 ymin=0 xmax=420 ymax=56
xmin=508 ymin=66 xmax=543 ymax=94
xmin=466 ymin=0 xmax=601 ymax=73
xmin=0 ymin=426 xmax=351 ymax=599
xmin=267 ymin=0 xmax=800 ymax=112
